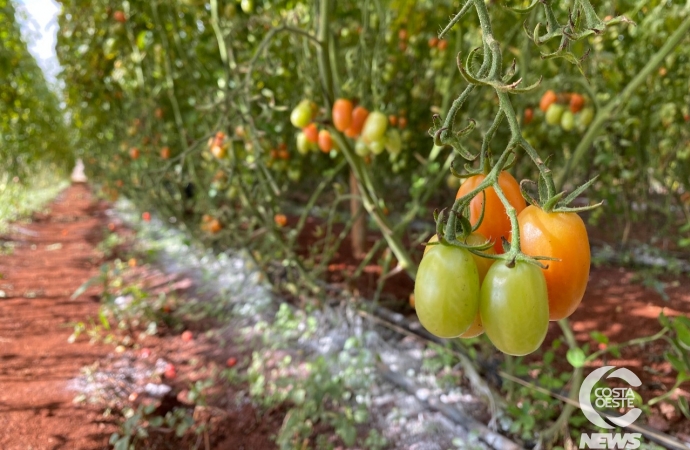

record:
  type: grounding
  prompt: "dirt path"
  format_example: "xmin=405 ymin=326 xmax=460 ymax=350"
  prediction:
xmin=0 ymin=184 xmax=116 ymax=449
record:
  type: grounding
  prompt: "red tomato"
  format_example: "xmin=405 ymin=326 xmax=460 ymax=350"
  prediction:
xmin=455 ymin=172 xmax=526 ymax=253
xmin=318 ymin=129 xmax=333 ymax=153
xmin=332 ymin=99 xmax=353 ymax=132
xmin=345 ymin=106 xmax=369 ymax=138
xmin=160 ymin=147 xmax=171 ymax=159
xmin=539 ymin=90 xmax=557 ymax=112
xmin=517 ymin=206 xmax=590 ymax=320
xmin=181 ymin=330 xmax=193 ymax=342
xmin=129 ymin=147 xmax=140 ymax=159
xmin=524 ymin=108 xmax=533 ymax=125
xmin=303 ymin=123 xmax=318 ymax=143
xmin=569 ymin=93 xmax=585 ymax=113
xmin=142 ymin=212 xmax=151 ymax=222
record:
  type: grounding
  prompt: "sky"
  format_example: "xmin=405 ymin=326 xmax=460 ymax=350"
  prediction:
xmin=15 ymin=0 xmax=61 ymax=86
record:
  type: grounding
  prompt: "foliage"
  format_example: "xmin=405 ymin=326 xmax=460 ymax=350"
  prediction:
xmin=0 ymin=0 xmax=72 ymax=175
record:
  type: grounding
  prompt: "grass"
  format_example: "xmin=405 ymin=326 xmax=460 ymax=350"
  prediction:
xmin=0 ymin=164 xmax=69 ymax=234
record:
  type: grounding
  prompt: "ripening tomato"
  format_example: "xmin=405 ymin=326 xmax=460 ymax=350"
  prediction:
xmin=560 ymin=110 xmax=575 ymax=131
xmin=424 ymin=234 xmax=495 ymax=339
xmin=345 ymin=106 xmax=369 ymax=138
xmin=362 ymin=111 xmax=388 ymax=144
xmin=539 ymin=90 xmax=557 ymax=112
xmin=240 ymin=0 xmax=253 ymax=13
xmin=317 ymin=130 xmax=332 ymax=153
xmin=303 ymin=123 xmax=318 ymax=143
xmin=398 ymin=117 xmax=408 ymax=129
xmin=480 ymin=262 xmax=549 ymax=355
xmin=129 ymin=147 xmax=140 ymax=159
xmin=524 ymin=108 xmax=533 ymax=125
xmin=290 ymin=100 xmax=314 ymax=128
xmin=517 ymin=206 xmax=590 ymax=321
xmin=545 ymin=103 xmax=565 ymax=126
xmin=160 ymin=147 xmax=171 ymax=159
xmin=414 ymin=244 xmax=480 ymax=338
xmin=388 ymin=115 xmax=398 ymax=127
xmin=455 ymin=172 xmax=526 ymax=253
xmin=211 ymin=145 xmax=226 ymax=159
xmin=437 ymin=39 xmax=448 ymax=51
xmin=569 ymin=93 xmax=585 ymax=113
xmin=354 ymin=139 xmax=369 ymax=156
xmin=369 ymin=139 xmax=385 ymax=155
xmin=428 ymin=37 xmax=439 ymax=48
xmin=113 ymin=10 xmax=126 ymax=23
xmin=274 ymin=213 xmax=288 ymax=227
xmin=384 ymin=129 xmax=402 ymax=155
xmin=332 ymin=99 xmax=353 ymax=132
xmin=423 ymin=234 xmax=494 ymax=281
xmin=577 ymin=107 xmax=594 ymax=130
xmin=296 ymin=132 xmax=310 ymax=155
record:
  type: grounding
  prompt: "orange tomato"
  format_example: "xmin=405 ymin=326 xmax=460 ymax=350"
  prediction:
xmin=303 ymin=123 xmax=318 ymax=143
xmin=455 ymin=171 xmax=526 ymax=253
xmin=437 ymin=40 xmax=448 ymax=51
xmin=569 ymin=93 xmax=585 ymax=113
xmin=345 ymin=106 xmax=369 ymax=138
xmin=274 ymin=213 xmax=288 ymax=227
xmin=160 ymin=147 xmax=171 ymax=159
xmin=155 ymin=108 xmax=164 ymax=119
xmin=539 ymin=90 xmax=557 ymax=112
xmin=208 ymin=218 xmax=222 ymax=234
xmin=332 ymin=99 xmax=353 ymax=132
xmin=517 ymin=206 xmax=590 ymax=321
xmin=113 ymin=10 xmax=126 ymax=23
xmin=428 ymin=37 xmax=439 ymax=48
xmin=398 ymin=117 xmax=408 ymax=129
xmin=129 ymin=147 xmax=140 ymax=159
xmin=278 ymin=149 xmax=290 ymax=160
xmin=318 ymin=129 xmax=333 ymax=153
xmin=388 ymin=115 xmax=398 ymax=127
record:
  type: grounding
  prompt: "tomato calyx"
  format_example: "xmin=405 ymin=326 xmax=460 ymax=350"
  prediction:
xmin=520 ymin=174 xmax=603 ymax=214
xmin=428 ymin=204 xmax=494 ymax=258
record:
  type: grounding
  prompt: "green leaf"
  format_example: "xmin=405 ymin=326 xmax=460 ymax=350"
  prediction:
xmin=566 ymin=348 xmax=586 ymax=368
xmin=590 ymin=331 xmax=609 ymax=345
xmin=673 ymin=320 xmax=690 ymax=350
xmin=678 ymin=396 xmax=690 ymax=419
xmin=665 ymin=351 xmax=686 ymax=373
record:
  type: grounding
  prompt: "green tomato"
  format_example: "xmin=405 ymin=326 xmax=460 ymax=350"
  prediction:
xmin=355 ymin=139 xmax=370 ymax=157
xmin=560 ymin=110 xmax=575 ymax=131
xmin=290 ymin=99 xmax=313 ymax=128
xmin=362 ymin=111 xmax=388 ymax=144
xmin=545 ymin=103 xmax=565 ymax=126
xmin=296 ymin=132 xmax=310 ymax=155
xmin=414 ymin=245 xmax=480 ymax=338
xmin=240 ymin=0 xmax=253 ymax=13
xmin=369 ymin=139 xmax=385 ymax=155
xmin=479 ymin=262 xmax=549 ymax=356
xmin=577 ymin=107 xmax=594 ymax=130
xmin=384 ymin=128 xmax=402 ymax=155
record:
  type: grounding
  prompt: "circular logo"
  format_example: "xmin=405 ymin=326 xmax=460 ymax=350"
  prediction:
xmin=579 ymin=366 xmax=642 ymax=429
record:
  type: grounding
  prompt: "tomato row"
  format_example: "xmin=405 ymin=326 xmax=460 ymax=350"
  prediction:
xmin=414 ymin=171 xmax=591 ymax=355
xmin=524 ymin=90 xmax=595 ymax=132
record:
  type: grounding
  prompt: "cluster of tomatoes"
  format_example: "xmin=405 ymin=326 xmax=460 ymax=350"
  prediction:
xmin=207 ymin=131 xmax=229 ymax=159
xmin=290 ymin=98 xmax=405 ymax=159
xmin=523 ymin=90 xmax=595 ymax=133
xmin=414 ymin=171 xmax=590 ymax=356
xmin=200 ymin=214 xmax=223 ymax=234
